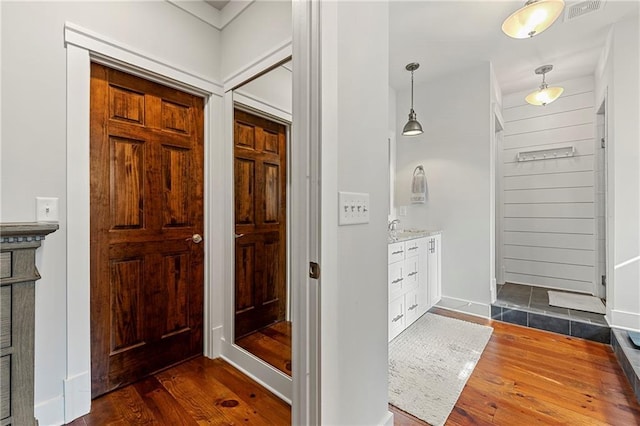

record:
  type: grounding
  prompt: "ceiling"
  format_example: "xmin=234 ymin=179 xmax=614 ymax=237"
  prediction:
xmin=389 ymin=0 xmax=639 ymax=94
xmin=200 ymin=0 xmax=637 ymax=95
xmin=205 ymin=0 xmax=231 ymax=11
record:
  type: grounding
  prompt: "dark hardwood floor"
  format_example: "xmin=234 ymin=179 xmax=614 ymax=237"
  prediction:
xmin=236 ymin=320 xmax=292 ymax=376
xmin=391 ymin=307 xmax=640 ymax=425
xmin=68 ymin=311 xmax=640 ymax=425
xmin=66 ymin=357 xmax=290 ymax=425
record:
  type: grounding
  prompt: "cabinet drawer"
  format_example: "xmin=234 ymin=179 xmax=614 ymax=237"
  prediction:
xmin=1 ymin=354 xmax=9 ymax=420
xmin=404 ymin=239 xmax=421 ymax=258
xmin=405 ymin=290 xmax=420 ymax=326
xmin=388 ymin=242 xmax=405 ymax=264
xmin=389 ymin=295 xmax=405 ymax=342
xmin=388 ymin=261 xmax=404 ymax=300
xmin=0 ymin=252 xmax=10 ymax=279
xmin=0 ymin=286 xmax=10 ymax=349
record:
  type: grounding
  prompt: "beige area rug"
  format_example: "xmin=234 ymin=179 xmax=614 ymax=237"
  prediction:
xmin=388 ymin=313 xmax=493 ymax=426
xmin=548 ymin=291 xmax=606 ymax=314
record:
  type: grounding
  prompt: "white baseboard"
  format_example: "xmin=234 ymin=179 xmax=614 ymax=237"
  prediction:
xmin=380 ymin=410 xmax=394 ymax=426
xmin=64 ymin=371 xmax=91 ymax=423
xmin=208 ymin=325 xmax=223 ymax=358
xmin=436 ymin=296 xmax=490 ymax=318
xmin=490 ymin=278 xmax=497 ymax=304
xmin=35 ymin=394 xmax=64 ymax=426
xmin=609 ymin=309 xmax=640 ymax=332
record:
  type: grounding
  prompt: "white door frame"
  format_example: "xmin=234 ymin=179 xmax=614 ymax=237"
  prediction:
xmin=64 ymin=22 xmax=223 ymax=423
xmin=220 ymin=62 xmax=294 ymax=401
xmin=292 ymin=0 xmax=321 ymax=423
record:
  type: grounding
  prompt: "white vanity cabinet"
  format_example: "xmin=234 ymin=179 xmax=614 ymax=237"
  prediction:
xmin=388 ymin=233 xmax=441 ymax=342
xmin=387 ymin=237 xmax=425 ymax=341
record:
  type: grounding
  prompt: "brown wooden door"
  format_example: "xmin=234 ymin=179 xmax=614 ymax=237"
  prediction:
xmin=90 ymin=63 xmax=204 ymax=397
xmin=234 ymin=109 xmax=287 ymax=339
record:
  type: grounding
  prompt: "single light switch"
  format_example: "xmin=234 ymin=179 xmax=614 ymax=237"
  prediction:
xmin=36 ymin=197 xmax=59 ymax=222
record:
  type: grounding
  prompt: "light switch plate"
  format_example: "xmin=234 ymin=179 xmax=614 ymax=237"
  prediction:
xmin=36 ymin=197 xmax=59 ymax=222
xmin=338 ymin=191 xmax=370 ymax=225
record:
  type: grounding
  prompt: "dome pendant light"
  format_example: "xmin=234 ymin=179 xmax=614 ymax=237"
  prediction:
xmin=525 ymin=65 xmax=564 ymax=106
xmin=402 ymin=62 xmax=423 ymax=136
xmin=502 ymin=0 xmax=565 ymax=39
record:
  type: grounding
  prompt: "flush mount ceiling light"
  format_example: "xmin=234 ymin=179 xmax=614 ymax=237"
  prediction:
xmin=525 ymin=65 xmax=564 ymax=106
xmin=502 ymin=0 xmax=565 ymax=39
xmin=402 ymin=62 xmax=423 ymax=136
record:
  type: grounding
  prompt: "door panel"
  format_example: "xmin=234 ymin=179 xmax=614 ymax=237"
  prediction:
xmin=234 ymin=109 xmax=287 ymax=339
xmin=90 ymin=63 xmax=204 ymax=397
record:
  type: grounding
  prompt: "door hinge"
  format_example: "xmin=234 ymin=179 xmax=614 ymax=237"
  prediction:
xmin=309 ymin=262 xmax=320 ymax=279
xmin=601 ymin=138 xmax=606 ymax=148
xmin=601 ymin=275 xmax=607 ymax=287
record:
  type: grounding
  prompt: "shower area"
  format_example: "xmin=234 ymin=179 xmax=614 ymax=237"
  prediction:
xmin=491 ymin=76 xmax=609 ymax=343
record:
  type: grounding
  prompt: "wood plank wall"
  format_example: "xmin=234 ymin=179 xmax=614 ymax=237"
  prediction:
xmin=500 ymin=76 xmax=598 ymax=294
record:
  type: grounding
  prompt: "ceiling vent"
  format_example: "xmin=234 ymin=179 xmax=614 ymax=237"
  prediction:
xmin=564 ymin=0 xmax=606 ymax=21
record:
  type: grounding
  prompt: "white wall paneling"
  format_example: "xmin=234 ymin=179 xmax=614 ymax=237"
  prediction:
xmin=505 ymin=273 xmax=592 ymax=293
xmin=503 ymin=171 xmax=593 ymax=190
xmin=504 ymin=231 xmax=595 ymax=250
xmin=500 ymin=76 xmax=598 ymax=295
xmin=503 ymin=123 xmax=594 ymax=150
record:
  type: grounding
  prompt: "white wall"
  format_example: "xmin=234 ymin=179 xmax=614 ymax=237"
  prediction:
xmin=389 ymin=86 xmax=397 ymax=219
xmin=221 ymin=0 xmax=292 ymax=82
xmin=395 ymin=63 xmax=493 ymax=315
xmin=235 ymin=63 xmax=292 ymax=116
xmin=320 ymin=1 xmax=392 ymax=424
xmin=0 ymin=2 xmax=221 ymax=424
xmin=501 ymin=76 xmax=598 ymax=295
xmin=596 ymin=11 xmax=640 ymax=331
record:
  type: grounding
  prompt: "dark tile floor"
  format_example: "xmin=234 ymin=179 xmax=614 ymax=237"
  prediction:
xmin=494 ymin=282 xmax=607 ymax=325
xmin=491 ymin=282 xmax=610 ymax=343
xmin=612 ymin=328 xmax=640 ymax=403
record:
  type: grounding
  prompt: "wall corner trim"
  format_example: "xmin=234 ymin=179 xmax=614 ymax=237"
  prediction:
xmin=63 ymin=22 xmax=223 ymax=96
xmin=223 ymin=39 xmax=292 ymax=91
xmin=166 ymin=0 xmax=254 ymax=30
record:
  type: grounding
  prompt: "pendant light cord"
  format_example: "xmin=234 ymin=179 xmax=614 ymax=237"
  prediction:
xmin=410 ymin=70 xmax=415 ymax=111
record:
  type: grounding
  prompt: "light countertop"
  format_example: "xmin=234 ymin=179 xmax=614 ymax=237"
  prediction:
xmin=388 ymin=229 xmax=441 ymax=243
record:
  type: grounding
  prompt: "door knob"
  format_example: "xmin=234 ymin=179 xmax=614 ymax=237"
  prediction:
xmin=235 ymin=233 xmax=245 ymax=239
xmin=187 ymin=234 xmax=203 ymax=244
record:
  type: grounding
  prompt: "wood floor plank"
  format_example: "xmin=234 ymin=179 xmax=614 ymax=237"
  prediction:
xmin=155 ymin=361 xmax=260 ymax=425
xmin=69 ymin=357 xmax=289 ymax=426
xmin=235 ymin=320 xmax=292 ymax=376
xmin=392 ymin=307 xmax=640 ymax=426
xmin=210 ymin=359 xmax=291 ymax=425
xmin=133 ymin=376 xmax=199 ymax=426
xmin=68 ymin=309 xmax=639 ymax=426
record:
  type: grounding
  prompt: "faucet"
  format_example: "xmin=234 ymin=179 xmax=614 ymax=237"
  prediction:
xmin=388 ymin=219 xmax=400 ymax=232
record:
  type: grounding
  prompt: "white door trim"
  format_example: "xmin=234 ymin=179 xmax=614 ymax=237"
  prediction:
xmin=220 ymin=27 xmax=295 ymax=400
xmin=292 ymin=0 xmax=321 ymax=423
xmin=64 ymin=23 xmax=221 ymax=423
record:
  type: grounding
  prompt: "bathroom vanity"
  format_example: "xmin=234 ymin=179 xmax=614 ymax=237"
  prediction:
xmin=388 ymin=231 xmax=441 ymax=341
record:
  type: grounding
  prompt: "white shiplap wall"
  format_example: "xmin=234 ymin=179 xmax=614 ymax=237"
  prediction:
xmin=500 ymin=76 xmax=599 ymax=295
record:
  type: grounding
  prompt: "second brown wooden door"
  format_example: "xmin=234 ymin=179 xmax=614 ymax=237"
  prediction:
xmin=234 ymin=109 xmax=287 ymax=339
xmin=90 ymin=63 xmax=205 ymax=397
